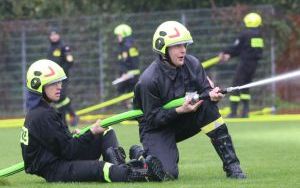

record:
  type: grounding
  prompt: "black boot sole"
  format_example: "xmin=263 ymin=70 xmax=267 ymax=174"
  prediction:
xmin=146 ymin=156 xmax=166 ymax=181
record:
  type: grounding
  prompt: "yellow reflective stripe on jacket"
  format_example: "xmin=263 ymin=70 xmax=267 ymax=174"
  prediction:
xmin=129 ymin=47 xmax=139 ymax=57
xmin=127 ymin=69 xmax=140 ymax=75
xmin=103 ymin=162 xmax=113 ymax=182
xmin=54 ymin=97 xmax=71 ymax=109
xmin=240 ymin=94 xmax=251 ymax=100
xmin=229 ymin=95 xmax=240 ymax=102
xmin=201 ymin=117 xmax=225 ymax=134
xmin=53 ymin=49 xmax=61 ymax=57
xmin=251 ymin=38 xmax=264 ymax=48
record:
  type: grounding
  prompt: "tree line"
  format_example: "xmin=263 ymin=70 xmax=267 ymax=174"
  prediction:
xmin=0 ymin=0 xmax=299 ymax=20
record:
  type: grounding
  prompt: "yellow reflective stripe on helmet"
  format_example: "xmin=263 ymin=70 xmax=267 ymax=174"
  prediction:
xmin=201 ymin=117 xmax=224 ymax=134
xmin=53 ymin=97 xmax=71 ymax=109
xmin=127 ymin=69 xmax=140 ymax=75
xmin=129 ymin=47 xmax=139 ymax=57
xmin=251 ymin=38 xmax=264 ymax=48
xmin=240 ymin=94 xmax=251 ymax=100
xmin=103 ymin=162 xmax=113 ymax=182
xmin=229 ymin=95 xmax=240 ymax=102
xmin=103 ymin=126 xmax=113 ymax=136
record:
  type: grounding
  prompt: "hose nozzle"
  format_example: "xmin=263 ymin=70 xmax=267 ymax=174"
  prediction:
xmin=219 ymin=87 xmax=240 ymax=94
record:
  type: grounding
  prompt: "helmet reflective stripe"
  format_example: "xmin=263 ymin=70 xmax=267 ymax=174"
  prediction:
xmin=243 ymin=13 xmax=262 ymax=28
xmin=26 ymin=59 xmax=67 ymax=94
xmin=152 ymin=21 xmax=193 ymax=55
xmin=114 ymin=24 xmax=132 ymax=38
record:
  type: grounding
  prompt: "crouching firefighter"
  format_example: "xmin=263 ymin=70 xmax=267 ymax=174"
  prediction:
xmin=133 ymin=21 xmax=246 ymax=179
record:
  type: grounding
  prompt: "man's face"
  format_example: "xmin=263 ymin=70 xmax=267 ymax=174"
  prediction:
xmin=168 ymin=44 xmax=187 ymax=67
xmin=44 ymin=81 xmax=62 ymax=102
xmin=49 ymin=32 xmax=60 ymax=43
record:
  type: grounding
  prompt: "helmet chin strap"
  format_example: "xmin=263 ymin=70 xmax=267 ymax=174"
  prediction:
xmin=161 ymin=47 xmax=177 ymax=67
xmin=42 ymin=90 xmax=52 ymax=103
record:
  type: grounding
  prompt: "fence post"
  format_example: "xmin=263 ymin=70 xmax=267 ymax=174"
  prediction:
xmin=181 ymin=12 xmax=186 ymax=25
xmin=270 ymin=7 xmax=276 ymax=110
xmin=21 ymin=25 xmax=27 ymax=115
xmin=98 ymin=29 xmax=104 ymax=102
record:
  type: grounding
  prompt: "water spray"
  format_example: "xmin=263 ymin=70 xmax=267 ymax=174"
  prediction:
xmin=220 ymin=69 xmax=300 ymax=94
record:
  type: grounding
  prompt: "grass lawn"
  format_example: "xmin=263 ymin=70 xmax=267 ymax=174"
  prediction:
xmin=0 ymin=121 xmax=299 ymax=188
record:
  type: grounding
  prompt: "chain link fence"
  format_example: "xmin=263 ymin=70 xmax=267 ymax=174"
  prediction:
xmin=1 ymin=5 xmax=296 ymax=118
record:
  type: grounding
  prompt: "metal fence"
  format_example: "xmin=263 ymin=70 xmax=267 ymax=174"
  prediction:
xmin=1 ymin=4 xmax=295 ymax=118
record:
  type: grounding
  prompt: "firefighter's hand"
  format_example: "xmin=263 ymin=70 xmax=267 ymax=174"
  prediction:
xmin=218 ymin=52 xmax=230 ymax=62
xmin=209 ymin=87 xmax=224 ymax=101
xmin=71 ymin=129 xmax=81 ymax=135
xmin=176 ymin=98 xmax=203 ymax=114
xmin=90 ymin=120 xmax=106 ymax=135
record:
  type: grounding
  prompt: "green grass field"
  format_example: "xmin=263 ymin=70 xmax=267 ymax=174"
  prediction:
xmin=0 ymin=121 xmax=299 ymax=188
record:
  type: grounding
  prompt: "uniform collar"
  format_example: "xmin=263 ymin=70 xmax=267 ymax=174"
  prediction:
xmin=158 ymin=59 xmax=181 ymax=81
xmin=26 ymin=90 xmax=43 ymax=111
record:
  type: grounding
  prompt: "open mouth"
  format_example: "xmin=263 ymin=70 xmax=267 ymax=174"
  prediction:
xmin=178 ymin=56 xmax=184 ymax=61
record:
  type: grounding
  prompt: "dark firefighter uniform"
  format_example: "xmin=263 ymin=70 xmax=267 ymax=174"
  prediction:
xmin=224 ymin=28 xmax=264 ymax=117
xmin=21 ymin=59 xmax=167 ymax=183
xmin=47 ymin=40 xmax=78 ymax=125
xmin=116 ymin=36 xmax=140 ymax=94
xmin=134 ymin=55 xmax=241 ymax=178
xmin=20 ymin=99 xmax=123 ymax=182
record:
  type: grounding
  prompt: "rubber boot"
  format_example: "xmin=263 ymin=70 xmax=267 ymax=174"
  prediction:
xmin=103 ymin=146 xmax=126 ymax=165
xmin=127 ymin=155 xmax=166 ymax=182
xmin=227 ymin=102 xmax=239 ymax=118
xmin=129 ymin=145 xmax=145 ymax=161
xmin=207 ymin=125 xmax=246 ymax=179
xmin=240 ymin=100 xmax=249 ymax=118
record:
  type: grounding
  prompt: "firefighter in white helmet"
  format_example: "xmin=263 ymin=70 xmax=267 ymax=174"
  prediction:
xmin=21 ymin=59 xmax=166 ymax=183
xmin=132 ymin=21 xmax=246 ymax=179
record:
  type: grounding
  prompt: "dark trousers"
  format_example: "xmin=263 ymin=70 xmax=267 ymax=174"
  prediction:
xmin=40 ymin=129 xmax=119 ymax=182
xmin=140 ymin=100 xmax=221 ymax=179
xmin=231 ymin=60 xmax=257 ymax=97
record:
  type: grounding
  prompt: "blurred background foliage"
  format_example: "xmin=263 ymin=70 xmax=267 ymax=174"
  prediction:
xmin=0 ymin=0 xmax=299 ymax=116
xmin=0 ymin=0 xmax=299 ymax=20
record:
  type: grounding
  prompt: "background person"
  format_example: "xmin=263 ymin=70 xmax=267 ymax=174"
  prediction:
xmin=219 ymin=12 xmax=264 ymax=118
xmin=113 ymin=24 xmax=140 ymax=108
xmin=47 ymin=29 xmax=79 ymax=126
